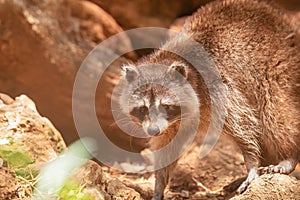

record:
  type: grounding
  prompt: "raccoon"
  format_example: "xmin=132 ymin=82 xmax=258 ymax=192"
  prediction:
xmin=118 ymin=0 xmax=300 ymax=199
xmin=118 ymin=58 xmax=208 ymax=200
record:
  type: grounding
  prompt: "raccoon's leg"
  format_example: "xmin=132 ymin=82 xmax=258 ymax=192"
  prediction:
xmin=237 ymin=150 xmax=260 ymax=194
xmin=152 ymin=163 xmax=176 ymax=200
xmin=260 ymin=157 xmax=298 ymax=174
xmin=237 ymin=167 xmax=259 ymax=194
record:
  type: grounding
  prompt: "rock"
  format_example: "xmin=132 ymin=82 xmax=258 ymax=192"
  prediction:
xmin=0 ymin=94 xmax=143 ymax=199
xmin=88 ymin=0 xmax=213 ymax=57
xmin=67 ymin=0 xmax=136 ymax=58
xmin=0 ymin=94 xmax=66 ymax=163
xmin=89 ymin=0 xmax=300 ymax=29
xmin=70 ymin=161 xmax=142 ymax=200
xmin=0 ymin=0 xmax=146 ymax=152
xmin=89 ymin=0 xmax=212 ymax=29
xmin=0 ymin=0 xmax=82 ymax=144
xmin=230 ymin=174 xmax=300 ymax=200
xmin=273 ymin=0 xmax=300 ymax=11
xmin=0 ymin=94 xmax=66 ymax=199
xmin=0 ymin=167 xmax=18 ymax=200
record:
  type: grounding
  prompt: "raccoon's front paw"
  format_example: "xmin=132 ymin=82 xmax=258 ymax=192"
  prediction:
xmin=259 ymin=160 xmax=296 ymax=175
xmin=259 ymin=165 xmax=287 ymax=174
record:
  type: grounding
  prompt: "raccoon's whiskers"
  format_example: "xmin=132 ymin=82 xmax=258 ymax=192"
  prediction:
xmin=128 ymin=124 xmax=141 ymax=137
xmin=110 ymin=116 xmax=142 ymax=129
xmin=109 ymin=117 xmax=131 ymax=127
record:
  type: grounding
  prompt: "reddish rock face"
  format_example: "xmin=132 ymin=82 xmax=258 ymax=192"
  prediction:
xmin=89 ymin=0 xmax=300 ymax=30
xmin=273 ymin=0 xmax=300 ymax=10
xmin=89 ymin=0 xmax=211 ymax=29
xmin=0 ymin=0 xmax=146 ymax=152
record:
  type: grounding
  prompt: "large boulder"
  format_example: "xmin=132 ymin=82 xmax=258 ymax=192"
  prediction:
xmin=88 ymin=0 xmax=211 ymax=29
xmin=0 ymin=0 xmax=146 ymax=152
xmin=231 ymin=174 xmax=300 ymax=200
xmin=0 ymin=94 xmax=66 ymax=199
xmin=0 ymin=94 xmax=142 ymax=199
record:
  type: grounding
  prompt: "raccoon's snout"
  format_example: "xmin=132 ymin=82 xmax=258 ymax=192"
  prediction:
xmin=147 ymin=125 xmax=160 ymax=136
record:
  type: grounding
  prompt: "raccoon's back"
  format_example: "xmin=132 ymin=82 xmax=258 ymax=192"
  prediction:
xmin=182 ymin=0 xmax=299 ymax=107
xmin=184 ymin=0 xmax=299 ymax=82
xmin=183 ymin=0 xmax=300 ymax=160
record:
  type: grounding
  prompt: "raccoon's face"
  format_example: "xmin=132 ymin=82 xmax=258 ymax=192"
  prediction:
xmin=128 ymin=84 xmax=181 ymax=136
xmin=119 ymin=62 xmax=195 ymax=137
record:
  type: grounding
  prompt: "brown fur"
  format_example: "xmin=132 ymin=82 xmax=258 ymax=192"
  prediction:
xmin=181 ymin=0 xmax=300 ymax=167
xmin=121 ymin=0 xmax=300 ymax=199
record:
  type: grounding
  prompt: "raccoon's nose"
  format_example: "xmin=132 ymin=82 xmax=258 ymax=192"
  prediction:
xmin=147 ymin=125 xmax=160 ymax=136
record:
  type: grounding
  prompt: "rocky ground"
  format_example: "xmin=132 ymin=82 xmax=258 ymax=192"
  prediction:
xmin=0 ymin=0 xmax=300 ymax=199
xmin=1 ymin=94 xmax=299 ymax=199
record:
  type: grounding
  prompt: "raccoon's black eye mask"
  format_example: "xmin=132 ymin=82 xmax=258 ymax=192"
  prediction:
xmin=159 ymin=104 xmax=181 ymax=121
xmin=130 ymin=106 xmax=149 ymax=121
xmin=130 ymin=103 xmax=181 ymax=122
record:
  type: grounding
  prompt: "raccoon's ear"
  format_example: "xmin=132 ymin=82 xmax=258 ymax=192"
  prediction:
xmin=167 ymin=62 xmax=188 ymax=80
xmin=121 ymin=65 xmax=139 ymax=83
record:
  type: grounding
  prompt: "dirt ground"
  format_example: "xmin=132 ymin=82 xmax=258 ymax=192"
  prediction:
xmin=102 ymin=134 xmax=300 ymax=200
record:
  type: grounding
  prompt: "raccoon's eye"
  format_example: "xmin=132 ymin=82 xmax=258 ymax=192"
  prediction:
xmin=139 ymin=106 xmax=148 ymax=114
xmin=158 ymin=104 xmax=170 ymax=112
xmin=130 ymin=106 xmax=148 ymax=122
xmin=159 ymin=104 xmax=181 ymax=120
